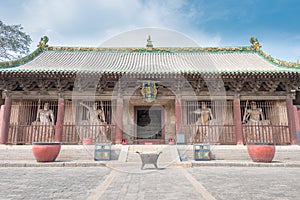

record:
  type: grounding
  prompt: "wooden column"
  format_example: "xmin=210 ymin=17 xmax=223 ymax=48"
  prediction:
xmin=0 ymin=92 xmax=12 ymax=144
xmin=0 ymin=105 xmax=5 ymax=144
xmin=297 ymin=107 xmax=300 ymax=144
xmin=115 ymin=97 xmax=123 ymax=144
xmin=0 ymin=92 xmax=4 ymax=105
xmin=293 ymin=106 xmax=300 ymax=133
xmin=233 ymin=98 xmax=244 ymax=145
xmin=297 ymin=107 xmax=300 ymax=130
xmin=286 ymin=99 xmax=298 ymax=145
xmin=55 ymin=98 xmax=65 ymax=142
xmin=293 ymin=105 xmax=300 ymax=144
xmin=175 ymin=98 xmax=182 ymax=134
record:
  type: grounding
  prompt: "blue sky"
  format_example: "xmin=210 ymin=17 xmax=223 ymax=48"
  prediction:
xmin=0 ymin=0 xmax=299 ymax=62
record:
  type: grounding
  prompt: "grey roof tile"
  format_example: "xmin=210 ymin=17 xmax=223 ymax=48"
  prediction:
xmin=0 ymin=50 xmax=299 ymax=74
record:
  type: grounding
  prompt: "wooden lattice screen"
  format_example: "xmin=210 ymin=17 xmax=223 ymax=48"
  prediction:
xmin=240 ymin=100 xmax=290 ymax=144
xmin=240 ymin=100 xmax=288 ymax=125
xmin=8 ymin=100 xmax=58 ymax=144
xmin=63 ymin=100 xmax=112 ymax=124
xmin=10 ymin=100 xmax=58 ymax=125
xmin=63 ymin=100 xmax=113 ymax=144
xmin=7 ymin=99 xmax=114 ymax=144
xmin=183 ymin=100 xmax=235 ymax=144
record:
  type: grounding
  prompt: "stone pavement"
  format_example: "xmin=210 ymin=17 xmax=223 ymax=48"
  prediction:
xmin=0 ymin=166 xmax=300 ymax=200
xmin=1 ymin=144 xmax=300 ymax=199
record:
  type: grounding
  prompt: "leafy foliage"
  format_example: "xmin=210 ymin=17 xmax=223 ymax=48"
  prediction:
xmin=0 ymin=20 xmax=32 ymax=62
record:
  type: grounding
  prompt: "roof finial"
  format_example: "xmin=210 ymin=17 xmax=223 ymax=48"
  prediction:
xmin=250 ymin=36 xmax=261 ymax=51
xmin=37 ymin=36 xmax=49 ymax=48
xmin=146 ymin=35 xmax=153 ymax=48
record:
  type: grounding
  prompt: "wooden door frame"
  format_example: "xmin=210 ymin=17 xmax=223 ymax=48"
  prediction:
xmin=134 ymin=105 xmax=165 ymax=144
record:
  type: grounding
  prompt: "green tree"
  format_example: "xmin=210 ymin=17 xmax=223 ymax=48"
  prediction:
xmin=0 ymin=20 xmax=32 ymax=62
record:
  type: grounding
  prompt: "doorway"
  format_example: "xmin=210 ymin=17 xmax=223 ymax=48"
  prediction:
xmin=135 ymin=106 xmax=164 ymax=143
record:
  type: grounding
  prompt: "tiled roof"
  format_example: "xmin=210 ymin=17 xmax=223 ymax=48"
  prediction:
xmin=0 ymin=45 xmax=299 ymax=75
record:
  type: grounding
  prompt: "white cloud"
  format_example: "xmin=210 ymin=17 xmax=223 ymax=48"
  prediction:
xmin=7 ymin=0 xmax=219 ymax=50
xmin=100 ymin=27 xmax=198 ymax=47
xmin=0 ymin=0 xmax=298 ymax=62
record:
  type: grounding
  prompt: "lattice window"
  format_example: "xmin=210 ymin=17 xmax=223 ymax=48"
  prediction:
xmin=240 ymin=100 xmax=288 ymax=125
xmin=74 ymin=100 xmax=112 ymax=124
xmin=10 ymin=100 xmax=58 ymax=125
xmin=184 ymin=100 xmax=234 ymax=125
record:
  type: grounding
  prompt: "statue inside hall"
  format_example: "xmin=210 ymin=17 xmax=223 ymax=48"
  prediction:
xmin=35 ymin=102 xmax=55 ymax=125
xmin=80 ymin=102 xmax=108 ymax=142
xmin=191 ymin=102 xmax=215 ymax=143
xmin=242 ymin=101 xmax=270 ymax=141
xmin=242 ymin=101 xmax=265 ymax=124
xmin=32 ymin=102 xmax=55 ymax=142
xmin=80 ymin=102 xmax=106 ymax=124
xmin=194 ymin=102 xmax=214 ymax=124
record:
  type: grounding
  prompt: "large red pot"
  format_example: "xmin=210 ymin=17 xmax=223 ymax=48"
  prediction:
xmin=247 ymin=142 xmax=275 ymax=163
xmin=32 ymin=142 xmax=61 ymax=162
xmin=83 ymin=138 xmax=93 ymax=145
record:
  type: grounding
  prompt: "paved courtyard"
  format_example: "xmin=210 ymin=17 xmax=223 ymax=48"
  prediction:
xmin=0 ymin=166 xmax=299 ymax=200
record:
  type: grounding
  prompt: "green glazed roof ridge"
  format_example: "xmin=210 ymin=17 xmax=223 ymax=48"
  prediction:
xmin=0 ymin=47 xmax=44 ymax=68
xmin=1 ymin=36 xmax=299 ymax=70
xmin=46 ymin=45 xmax=254 ymax=53
xmin=255 ymin=49 xmax=300 ymax=69
xmin=0 ymin=44 xmax=256 ymax=68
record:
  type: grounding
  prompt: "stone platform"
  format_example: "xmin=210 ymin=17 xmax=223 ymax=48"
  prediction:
xmin=0 ymin=144 xmax=300 ymax=167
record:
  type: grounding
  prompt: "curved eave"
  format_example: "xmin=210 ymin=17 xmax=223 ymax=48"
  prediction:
xmin=0 ymin=47 xmax=44 ymax=68
xmin=1 ymin=44 xmax=300 ymax=71
xmin=43 ymin=45 xmax=300 ymax=69
xmin=256 ymin=49 xmax=300 ymax=69
xmin=1 ymin=70 xmax=299 ymax=79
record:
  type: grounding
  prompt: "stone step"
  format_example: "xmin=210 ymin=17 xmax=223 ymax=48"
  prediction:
xmin=1 ymin=145 xmax=299 ymax=162
xmin=177 ymin=145 xmax=300 ymax=161
xmin=177 ymin=145 xmax=251 ymax=161
xmin=0 ymin=145 xmax=122 ymax=161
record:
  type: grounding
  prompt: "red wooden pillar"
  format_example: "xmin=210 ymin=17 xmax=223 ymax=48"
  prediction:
xmin=297 ymin=107 xmax=300 ymax=144
xmin=286 ymin=99 xmax=298 ymax=145
xmin=0 ymin=105 xmax=5 ymax=144
xmin=233 ymin=98 xmax=244 ymax=145
xmin=175 ymin=98 xmax=182 ymax=134
xmin=0 ymin=93 xmax=12 ymax=144
xmin=293 ymin=105 xmax=300 ymax=144
xmin=115 ymin=97 xmax=123 ymax=144
xmin=293 ymin=106 xmax=300 ymax=133
xmin=297 ymin=107 xmax=300 ymax=129
xmin=55 ymin=98 xmax=64 ymax=142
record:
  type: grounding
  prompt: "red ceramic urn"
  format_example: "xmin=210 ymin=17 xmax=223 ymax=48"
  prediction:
xmin=82 ymin=138 xmax=93 ymax=145
xmin=247 ymin=142 xmax=275 ymax=163
xmin=32 ymin=142 xmax=61 ymax=162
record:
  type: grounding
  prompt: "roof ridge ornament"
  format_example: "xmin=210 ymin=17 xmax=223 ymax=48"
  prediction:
xmin=146 ymin=35 xmax=153 ymax=48
xmin=250 ymin=36 xmax=261 ymax=51
xmin=37 ymin=36 xmax=49 ymax=48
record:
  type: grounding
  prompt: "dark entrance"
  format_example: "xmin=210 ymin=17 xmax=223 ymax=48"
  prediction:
xmin=135 ymin=106 xmax=164 ymax=143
